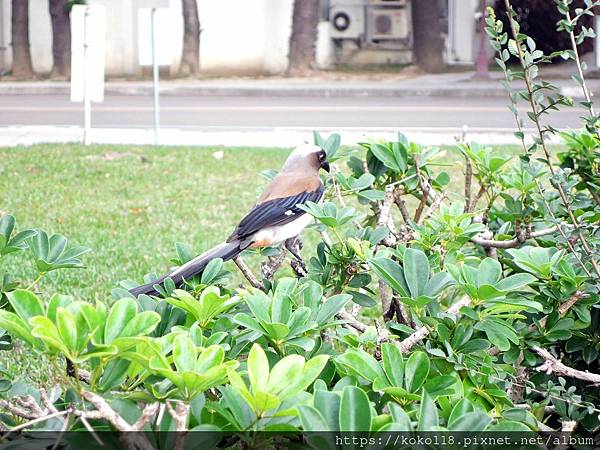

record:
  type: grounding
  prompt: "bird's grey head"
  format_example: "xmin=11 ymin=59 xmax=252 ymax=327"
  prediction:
xmin=281 ymin=143 xmax=330 ymax=173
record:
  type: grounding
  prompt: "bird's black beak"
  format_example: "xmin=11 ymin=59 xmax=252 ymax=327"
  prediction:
xmin=321 ymin=160 xmax=330 ymax=172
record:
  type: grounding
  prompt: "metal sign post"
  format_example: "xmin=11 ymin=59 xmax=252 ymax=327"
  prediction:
xmin=83 ymin=7 xmax=91 ymax=145
xmin=138 ymin=1 xmax=171 ymax=146
xmin=151 ymin=8 xmax=160 ymax=145
xmin=71 ymin=5 xmax=106 ymax=146
xmin=595 ymin=15 xmax=600 ymax=71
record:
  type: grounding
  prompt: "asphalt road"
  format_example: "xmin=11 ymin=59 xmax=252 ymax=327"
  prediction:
xmin=0 ymin=94 xmax=585 ymax=131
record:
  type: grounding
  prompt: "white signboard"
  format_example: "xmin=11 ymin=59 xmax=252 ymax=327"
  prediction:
xmin=138 ymin=8 xmax=175 ymax=66
xmin=70 ymin=5 xmax=106 ymax=102
xmin=141 ymin=0 xmax=170 ymax=8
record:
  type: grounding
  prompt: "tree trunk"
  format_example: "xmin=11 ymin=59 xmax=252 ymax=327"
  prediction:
xmin=411 ymin=0 xmax=445 ymax=73
xmin=287 ymin=0 xmax=319 ymax=76
xmin=49 ymin=0 xmax=71 ymax=79
xmin=179 ymin=0 xmax=200 ymax=76
xmin=11 ymin=0 xmax=34 ymax=79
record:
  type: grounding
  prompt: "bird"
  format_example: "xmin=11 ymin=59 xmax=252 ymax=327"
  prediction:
xmin=129 ymin=143 xmax=330 ymax=297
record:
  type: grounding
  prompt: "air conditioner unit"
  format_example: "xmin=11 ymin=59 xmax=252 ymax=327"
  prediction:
xmin=330 ymin=0 xmax=365 ymax=39
xmin=366 ymin=1 xmax=410 ymax=41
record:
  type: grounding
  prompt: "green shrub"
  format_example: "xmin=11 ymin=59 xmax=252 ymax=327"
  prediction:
xmin=0 ymin=0 xmax=599 ymax=446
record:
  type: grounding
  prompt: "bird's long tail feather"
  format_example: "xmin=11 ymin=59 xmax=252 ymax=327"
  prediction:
xmin=129 ymin=241 xmax=241 ymax=297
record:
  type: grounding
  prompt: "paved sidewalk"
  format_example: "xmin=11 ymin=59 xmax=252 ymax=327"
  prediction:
xmin=0 ymin=71 xmax=595 ymax=98
xmin=0 ymin=125 xmax=564 ymax=148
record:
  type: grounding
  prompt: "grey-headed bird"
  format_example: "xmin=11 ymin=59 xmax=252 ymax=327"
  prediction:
xmin=129 ymin=143 xmax=329 ymax=297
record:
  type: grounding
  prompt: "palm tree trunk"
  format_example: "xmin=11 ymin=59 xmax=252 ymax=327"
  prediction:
xmin=49 ymin=0 xmax=71 ymax=79
xmin=179 ymin=0 xmax=200 ymax=76
xmin=287 ymin=0 xmax=319 ymax=76
xmin=11 ymin=0 xmax=34 ymax=79
xmin=411 ymin=0 xmax=445 ymax=73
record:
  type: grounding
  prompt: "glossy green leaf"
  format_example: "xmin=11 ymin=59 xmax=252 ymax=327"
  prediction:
xmin=449 ymin=412 xmax=492 ymax=431
xmin=404 ymin=351 xmax=430 ymax=393
xmin=7 ymin=290 xmax=45 ymax=324
xmin=339 ymin=386 xmax=371 ymax=431
xmin=299 ymin=405 xmax=331 ymax=432
xmin=404 ymin=249 xmax=430 ymax=298
xmin=314 ymin=389 xmax=341 ymax=431
xmin=104 ymin=298 xmax=137 ymax=344
xmin=336 ymin=349 xmax=385 ymax=383
xmin=477 ymin=258 xmax=502 ymax=286
xmin=417 ymin=391 xmax=439 ymax=431
xmin=381 ymin=343 xmax=404 ymax=386
xmin=248 ymin=344 xmax=269 ymax=393
xmin=173 ymin=334 xmax=197 ymax=373
xmin=315 ymin=294 xmax=351 ymax=325
xmin=368 ymin=257 xmax=409 ymax=297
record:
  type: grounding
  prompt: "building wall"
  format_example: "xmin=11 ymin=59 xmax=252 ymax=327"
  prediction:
xmin=0 ymin=0 xmax=474 ymax=76
xmin=0 ymin=0 xmax=325 ymax=76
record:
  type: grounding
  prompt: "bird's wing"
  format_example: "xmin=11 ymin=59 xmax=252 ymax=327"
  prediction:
xmin=228 ymin=173 xmax=323 ymax=243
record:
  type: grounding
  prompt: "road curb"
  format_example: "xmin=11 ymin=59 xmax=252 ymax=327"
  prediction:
xmin=0 ymin=84 xmax=513 ymax=98
xmin=0 ymin=125 xmax=562 ymax=148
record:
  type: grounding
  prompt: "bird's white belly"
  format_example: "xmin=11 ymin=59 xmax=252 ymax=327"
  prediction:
xmin=251 ymin=213 xmax=314 ymax=245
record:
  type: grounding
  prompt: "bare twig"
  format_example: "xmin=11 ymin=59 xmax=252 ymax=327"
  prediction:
xmin=80 ymin=391 xmax=154 ymax=450
xmin=471 ymin=224 xmax=562 ymax=249
xmin=423 ymin=191 xmax=446 ymax=222
xmin=39 ymin=388 xmax=59 ymax=415
xmin=393 ymin=189 xmax=411 ymax=224
xmin=529 ymin=291 xmax=587 ymax=332
xmin=557 ymin=419 xmax=577 ymax=450
xmin=336 ymin=310 xmax=368 ymax=333
xmin=2 ymin=410 xmax=68 ymax=436
xmin=468 ymin=185 xmax=486 ymax=213
xmin=132 ymin=402 xmax=160 ymax=431
xmin=167 ymin=400 xmax=189 ymax=450
xmin=561 ymin=420 xmax=577 ymax=432
xmin=379 ymin=280 xmax=393 ymax=318
xmin=507 ymin=352 xmax=530 ymax=403
xmin=376 ymin=184 xmax=398 ymax=249
xmin=166 ymin=400 xmax=189 ymax=431
xmin=464 ymin=155 xmax=473 ymax=213
xmin=413 ymin=155 xmax=430 ymax=224
xmin=533 ymin=346 xmax=600 ymax=384
xmin=0 ymin=398 xmax=41 ymax=420
xmin=377 ymin=185 xmax=395 ymax=230
xmin=80 ymin=391 xmax=132 ymax=432
xmin=76 ymin=415 xmax=104 ymax=446
xmin=489 ymin=291 xmax=587 ymax=357
xmin=508 ymin=366 xmax=531 ymax=404
xmin=395 ymin=296 xmax=471 ymax=354
xmin=233 ymin=256 xmax=263 ymax=290
xmin=18 ymin=396 xmax=46 ymax=418
xmin=51 ymin=409 xmax=72 ymax=450
xmin=320 ymin=230 xmax=333 ymax=247
xmin=260 ymin=247 xmax=286 ymax=281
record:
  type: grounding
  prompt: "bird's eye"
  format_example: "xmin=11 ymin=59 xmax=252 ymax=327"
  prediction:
xmin=318 ymin=151 xmax=326 ymax=161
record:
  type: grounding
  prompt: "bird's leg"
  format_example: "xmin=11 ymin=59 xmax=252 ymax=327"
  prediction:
xmin=285 ymin=237 xmax=303 ymax=260
xmin=285 ymin=237 xmax=307 ymax=277
xmin=261 ymin=246 xmax=286 ymax=281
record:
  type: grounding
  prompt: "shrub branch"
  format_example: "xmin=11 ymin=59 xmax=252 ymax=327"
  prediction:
xmin=533 ymin=346 xmax=600 ymax=384
xmin=233 ymin=256 xmax=263 ymax=290
xmin=471 ymin=224 xmax=563 ymax=248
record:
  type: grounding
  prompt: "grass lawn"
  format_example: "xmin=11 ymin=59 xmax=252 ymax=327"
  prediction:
xmin=0 ymin=144 xmax=293 ymax=302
